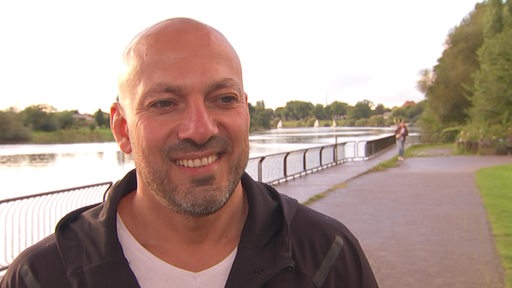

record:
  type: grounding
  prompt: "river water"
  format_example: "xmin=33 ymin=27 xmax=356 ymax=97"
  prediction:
xmin=0 ymin=127 xmax=394 ymax=200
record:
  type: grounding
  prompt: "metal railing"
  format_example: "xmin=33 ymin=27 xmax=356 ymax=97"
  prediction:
xmin=245 ymin=135 xmax=395 ymax=184
xmin=0 ymin=182 xmax=112 ymax=273
xmin=365 ymin=135 xmax=397 ymax=159
xmin=0 ymin=134 xmax=396 ymax=274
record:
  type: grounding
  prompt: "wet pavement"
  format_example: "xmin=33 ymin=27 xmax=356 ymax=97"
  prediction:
xmin=273 ymin=147 xmax=512 ymax=288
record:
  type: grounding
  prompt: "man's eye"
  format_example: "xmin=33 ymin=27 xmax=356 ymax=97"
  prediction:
xmin=149 ymin=100 xmax=175 ymax=109
xmin=217 ymin=95 xmax=238 ymax=104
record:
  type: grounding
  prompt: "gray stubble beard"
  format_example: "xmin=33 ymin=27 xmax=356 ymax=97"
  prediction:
xmin=134 ymin=137 xmax=249 ymax=218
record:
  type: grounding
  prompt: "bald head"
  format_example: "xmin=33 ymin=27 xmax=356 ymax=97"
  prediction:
xmin=110 ymin=18 xmax=250 ymax=219
xmin=117 ymin=18 xmax=243 ymax=108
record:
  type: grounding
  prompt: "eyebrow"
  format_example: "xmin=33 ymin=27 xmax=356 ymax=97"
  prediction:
xmin=145 ymin=78 xmax=242 ymax=97
xmin=205 ymin=78 xmax=243 ymax=95
xmin=145 ymin=83 xmax=186 ymax=96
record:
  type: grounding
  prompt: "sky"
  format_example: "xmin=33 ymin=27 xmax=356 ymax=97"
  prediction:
xmin=0 ymin=0 xmax=481 ymax=114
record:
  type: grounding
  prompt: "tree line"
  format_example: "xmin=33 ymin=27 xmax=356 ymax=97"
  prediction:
xmin=418 ymin=0 xmax=512 ymax=153
xmin=0 ymin=104 xmax=109 ymax=143
xmin=1 ymin=99 xmax=423 ymax=143
xmin=249 ymin=99 xmax=422 ymax=131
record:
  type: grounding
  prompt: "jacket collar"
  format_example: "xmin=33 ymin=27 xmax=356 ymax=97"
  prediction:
xmin=55 ymin=169 xmax=139 ymax=287
xmin=225 ymin=173 xmax=297 ymax=287
xmin=56 ymin=170 xmax=298 ymax=287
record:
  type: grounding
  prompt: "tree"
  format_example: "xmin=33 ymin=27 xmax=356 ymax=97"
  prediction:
xmin=368 ymin=115 xmax=386 ymax=127
xmin=405 ymin=101 xmax=425 ymax=123
xmin=348 ymin=100 xmax=373 ymax=120
xmin=21 ymin=104 xmax=59 ymax=132
xmin=373 ymin=104 xmax=386 ymax=115
xmin=417 ymin=68 xmax=434 ymax=94
xmin=283 ymin=101 xmax=314 ymax=120
xmin=94 ymin=109 xmax=108 ymax=128
xmin=311 ymin=104 xmax=327 ymax=120
xmin=274 ymin=107 xmax=286 ymax=120
xmin=483 ymin=0 xmax=503 ymax=38
xmin=0 ymin=109 xmax=32 ymax=143
xmin=430 ymin=6 xmax=484 ymax=125
xmin=326 ymin=101 xmax=349 ymax=119
xmin=55 ymin=111 xmax=76 ymax=129
xmin=419 ymin=3 xmax=486 ymax=141
xmin=465 ymin=0 xmax=512 ymax=141
xmin=249 ymin=101 xmax=273 ymax=130
xmin=391 ymin=101 xmax=425 ymax=123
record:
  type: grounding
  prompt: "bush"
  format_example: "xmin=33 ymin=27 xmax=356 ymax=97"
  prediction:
xmin=0 ymin=110 xmax=32 ymax=143
xmin=459 ymin=123 xmax=512 ymax=155
xmin=440 ymin=126 xmax=462 ymax=143
xmin=354 ymin=118 xmax=369 ymax=127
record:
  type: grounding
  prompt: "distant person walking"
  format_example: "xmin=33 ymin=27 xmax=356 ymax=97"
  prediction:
xmin=395 ymin=121 xmax=408 ymax=160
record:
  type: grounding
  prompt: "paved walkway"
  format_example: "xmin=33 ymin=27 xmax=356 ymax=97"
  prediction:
xmin=273 ymin=146 xmax=512 ymax=288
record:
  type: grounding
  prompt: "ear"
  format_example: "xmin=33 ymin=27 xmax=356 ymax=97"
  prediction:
xmin=110 ymin=102 xmax=132 ymax=154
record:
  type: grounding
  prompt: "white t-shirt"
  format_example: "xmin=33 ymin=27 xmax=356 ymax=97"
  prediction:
xmin=117 ymin=214 xmax=237 ymax=288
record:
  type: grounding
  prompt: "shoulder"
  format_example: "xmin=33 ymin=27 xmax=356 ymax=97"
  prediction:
xmin=1 ymin=235 xmax=69 ymax=287
xmin=238 ymin=175 xmax=378 ymax=286
xmin=283 ymin=200 xmax=378 ymax=287
xmin=1 ymin=203 xmax=106 ymax=288
xmin=279 ymin=194 xmax=364 ymax=255
xmin=289 ymin=201 xmax=360 ymax=248
xmin=243 ymin=175 xmax=360 ymax=246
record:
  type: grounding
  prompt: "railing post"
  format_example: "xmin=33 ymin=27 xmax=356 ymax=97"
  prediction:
xmin=303 ymin=149 xmax=308 ymax=173
xmin=257 ymin=157 xmax=265 ymax=182
xmin=319 ymin=147 xmax=325 ymax=167
xmin=283 ymin=152 xmax=290 ymax=178
xmin=334 ymin=136 xmax=338 ymax=163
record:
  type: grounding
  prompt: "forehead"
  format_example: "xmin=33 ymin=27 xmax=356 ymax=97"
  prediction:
xmin=132 ymin=19 xmax=239 ymax=68
xmin=119 ymin=19 xmax=243 ymax=101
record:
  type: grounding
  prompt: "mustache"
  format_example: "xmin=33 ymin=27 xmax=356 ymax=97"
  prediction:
xmin=165 ymin=136 xmax=231 ymax=156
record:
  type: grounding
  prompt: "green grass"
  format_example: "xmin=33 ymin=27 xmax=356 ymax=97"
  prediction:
xmin=368 ymin=157 xmax=399 ymax=172
xmin=476 ymin=164 xmax=512 ymax=288
xmin=303 ymin=183 xmax=346 ymax=205
xmin=368 ymin=143 xmax=454 ymax=173
xmin=404 ymin=143 xmax=455 ymax=157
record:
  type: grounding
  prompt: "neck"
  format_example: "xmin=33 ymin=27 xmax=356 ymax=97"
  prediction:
xmin=118 ymin=183 xmax=248 ymax=271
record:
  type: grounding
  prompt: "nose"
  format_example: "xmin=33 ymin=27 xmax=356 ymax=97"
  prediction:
xmin=177 ymin=100 xmax=219 ymax=145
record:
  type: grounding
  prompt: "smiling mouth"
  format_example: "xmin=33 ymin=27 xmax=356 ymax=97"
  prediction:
xmin=176 ymin=154 xmax=218 ymax=168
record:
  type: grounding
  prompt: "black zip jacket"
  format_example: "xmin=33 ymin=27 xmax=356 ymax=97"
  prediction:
xmin=1 ymin=170 xmax=378 ymax=287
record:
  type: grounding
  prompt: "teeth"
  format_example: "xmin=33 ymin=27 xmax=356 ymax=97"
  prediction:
xmin=176 ymin=155 xmax=218 ymax=168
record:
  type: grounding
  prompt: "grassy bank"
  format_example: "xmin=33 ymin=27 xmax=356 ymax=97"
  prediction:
xmin=476 ymin=164 xmax=512 ymax=288
xmin=368 ymin=143 xmax=455 ymax=172
xmin=31 ymin=128 xmax=114 ymax=144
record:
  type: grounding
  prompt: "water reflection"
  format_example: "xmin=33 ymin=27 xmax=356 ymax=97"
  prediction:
xmin=0 ymin=142 xmax=135 ymax=200
xmin=0 ymin=154 xmax=57 ymax=167
xmin=116 ymin=150 xmax=133 ymax=165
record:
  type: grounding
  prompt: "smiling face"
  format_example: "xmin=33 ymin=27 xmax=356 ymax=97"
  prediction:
xmin=111 ymin=18 xmax=250 ymax=217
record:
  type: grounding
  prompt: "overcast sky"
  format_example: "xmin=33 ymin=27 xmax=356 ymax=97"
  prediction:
xmin=0 ymin=0 xmax=481 ymax=113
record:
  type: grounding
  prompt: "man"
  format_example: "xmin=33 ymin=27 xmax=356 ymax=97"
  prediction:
xmin=1 ymin=18 xmax=378 ymax=287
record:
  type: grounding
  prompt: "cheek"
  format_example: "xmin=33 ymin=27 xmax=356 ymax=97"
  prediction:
xmin=231 ymin=111 xmax=250 ymax=142
xmin=135 ymin=117 xmax=178 ymax=150
xmin=236 ymin=107 xmax=250 ymax=128
xmin=131 ymin=119 xmax=157 ymax=151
